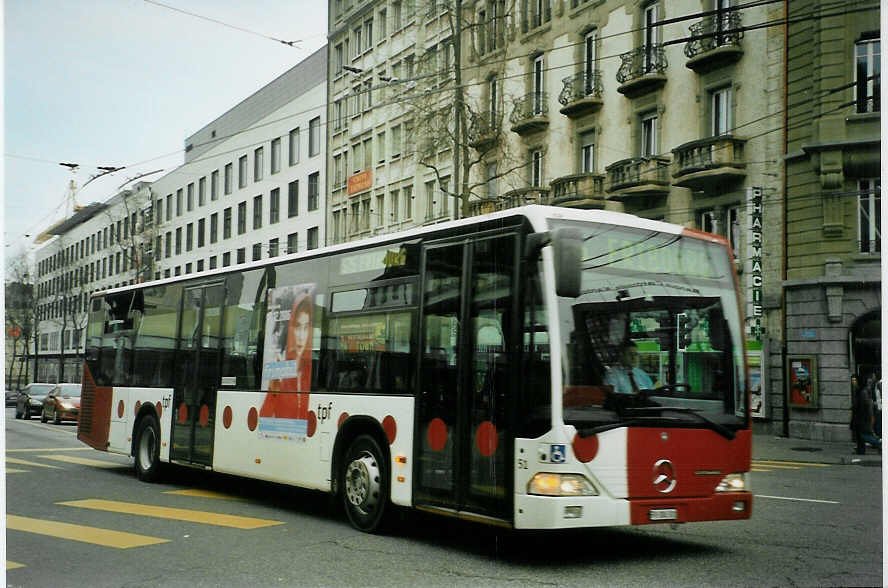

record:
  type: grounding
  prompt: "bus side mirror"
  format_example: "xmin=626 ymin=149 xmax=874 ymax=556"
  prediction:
xmin=552 ymin=228 xmax=583 ymax=298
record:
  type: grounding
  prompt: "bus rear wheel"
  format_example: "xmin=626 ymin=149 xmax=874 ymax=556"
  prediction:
xmin=342 ymin=434 xmax=389 ymax=533
xmin=134 ymin=413 xmax=162 ymax=482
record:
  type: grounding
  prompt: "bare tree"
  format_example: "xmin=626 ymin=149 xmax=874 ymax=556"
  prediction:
xmin=100 ymin=183 xmax=158 ymax=285
xmin=5 ymin=252 xmax=35 ymax=389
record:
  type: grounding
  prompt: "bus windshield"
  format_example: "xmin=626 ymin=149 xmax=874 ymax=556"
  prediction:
xmin=551 ymin=219 xmax=747 ymax=436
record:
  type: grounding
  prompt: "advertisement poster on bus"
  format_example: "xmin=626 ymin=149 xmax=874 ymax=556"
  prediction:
xmin=259 ymin=283 xmax=315 ymax=440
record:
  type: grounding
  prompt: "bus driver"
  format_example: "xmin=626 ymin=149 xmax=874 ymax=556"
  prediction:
xmin=605 ymin=339 xmax=653 ymax=394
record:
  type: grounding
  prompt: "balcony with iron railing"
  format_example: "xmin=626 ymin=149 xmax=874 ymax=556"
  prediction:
xmin=684 ymin=12 xmax=744 ymax=73
xmin=558 ymin=71 xmax=604 ymax=118
xmin=671 ymin=135 xmax=746 ymax=192
xmin=550 ymin=173 xmax=607 ymax=209
xmin=509 ymin=92 xmax=549 ymax=135
xmin=467 ymin=111 xmax=501 ymax=151
xmin=467 ymin=187 xmax=552 ymax=216
xmin=605 ymin=156 xmax=671 ymax=200
xmin=616 ymin=45 xmax=667 ymax=98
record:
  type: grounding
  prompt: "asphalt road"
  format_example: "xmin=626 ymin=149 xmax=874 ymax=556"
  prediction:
xmin=5 ymin=408 xmax=883 ymax=587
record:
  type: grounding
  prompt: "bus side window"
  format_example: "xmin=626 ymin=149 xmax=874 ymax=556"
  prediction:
xmin=220 ymin=269 xmax=267 ymax=390
xmin=133 ymin=285 xmax=181 ymax=388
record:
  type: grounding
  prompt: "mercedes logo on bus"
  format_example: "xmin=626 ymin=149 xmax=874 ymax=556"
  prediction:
xmin=653 ymin=459 xmax=677 ymax=494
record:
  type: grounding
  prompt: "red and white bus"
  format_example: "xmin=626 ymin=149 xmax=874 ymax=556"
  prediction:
xmin=78 ymin=205 xmax=752 ymax=532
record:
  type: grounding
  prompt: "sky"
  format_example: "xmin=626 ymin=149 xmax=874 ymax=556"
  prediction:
xmin=3 ymin=0 xmax=328 ymax=267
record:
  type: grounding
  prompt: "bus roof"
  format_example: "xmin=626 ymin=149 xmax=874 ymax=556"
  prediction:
xmin=94 ymin=205 xmax=707 ymax=298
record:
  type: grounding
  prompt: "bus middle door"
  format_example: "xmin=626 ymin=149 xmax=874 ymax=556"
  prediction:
xmin=171 ymin=283 xmax=225 ymax=467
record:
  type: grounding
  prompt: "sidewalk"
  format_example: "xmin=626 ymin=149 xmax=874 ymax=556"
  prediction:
xmin=753 ymin=432 xmax=882 ymax=466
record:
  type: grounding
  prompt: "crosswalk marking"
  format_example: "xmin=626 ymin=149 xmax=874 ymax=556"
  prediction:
xmin=39 ymin=455 xmax=128 ymax=468
xmin=7 ymin=561 xmax=26 ymax=570
xmin=58 ymin=499 xmax=284 ymax=529
xmin=6 ymin=515 xmax=169 ymax=549
xmin=164 ymin=489 xmax=250 ymax=502
xmin=6 ymin=457 xmax=63 ymax=469
xmin=753 ymin=459 xmax=829 ymax=467
xmin=6 ymin=447 xmax=93 ymax=453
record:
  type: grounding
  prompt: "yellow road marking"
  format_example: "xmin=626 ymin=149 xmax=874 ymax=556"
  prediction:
xmin=6 ymin=468 xmax=29 ymax=474
xmin=58 ymin=499 xmax=284 ymax=529
xmin=7 ymin=561 xmax=26 ymax=570
xmin=6 ymin=515 xmax=168 ymax=549
xmin=753 ymin=459 xmax=829 ymax=467
xmin=751 ymin=468 xmax=771 ymax=472
xmin=749 ymin=463 xmax=800 ymax=470
xmin=164 ymin=489 xmax=250 ymax=502
xmin=6 ymin=447 xmax=93 ymax=453
xmin=39 ymin=455 xmax=127 ymax=468
xmin=6 ymin=457 xmax=62 ymax=469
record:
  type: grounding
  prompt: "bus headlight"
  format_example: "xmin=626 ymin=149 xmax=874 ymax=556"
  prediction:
xmin=715 ymin=473 xmax=747 ymax=492
xmin=528 ymin=473 xmax=598 ymax=496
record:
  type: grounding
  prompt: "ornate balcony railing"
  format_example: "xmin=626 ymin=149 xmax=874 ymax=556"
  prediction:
xmin=468 ymin=187 xmax=552 ymax=216
xmin=672 ymin=135 xmax=747 ymax=191
xmin=550 ymin=173 xmax=607 ymax=208
xmin=684 ymin=12 xmax=744 ymax=59
xmin=606 ymin=156 xmax=671 ymax=195
xmin=509 ymin=92 xmax=549 ymax=134
xmin=558 ymin=71 xmax=603 ymax=105
xmin=616 ymin=45 xmax=667 ymax=85
xmin=467 ymin=111 xmax=500 ymax=150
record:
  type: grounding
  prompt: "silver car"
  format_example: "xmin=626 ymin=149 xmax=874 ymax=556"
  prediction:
xmin=15 ymin=382 xmax=56 ymax=419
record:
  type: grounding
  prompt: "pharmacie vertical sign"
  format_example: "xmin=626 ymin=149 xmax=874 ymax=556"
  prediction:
xmin=744 ymin=186 xmax=765 ymax=418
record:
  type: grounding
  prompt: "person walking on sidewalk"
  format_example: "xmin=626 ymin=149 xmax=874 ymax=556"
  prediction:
xmin=851 ymin=375 xmax=881 ymax=455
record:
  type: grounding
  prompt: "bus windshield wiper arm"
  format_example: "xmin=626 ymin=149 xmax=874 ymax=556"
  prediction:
xmin=624 ymin=407 xmax=736 ymax=440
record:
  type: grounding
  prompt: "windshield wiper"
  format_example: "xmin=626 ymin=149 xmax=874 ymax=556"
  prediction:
xmin=623 ymin=406 xmax=736 ymax=440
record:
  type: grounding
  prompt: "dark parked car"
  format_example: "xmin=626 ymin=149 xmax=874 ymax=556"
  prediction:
xmin=41 ymin=383 xmax=82 ymax=424
xmin=15 ymin=382 xmax=55 ymax=419
xmin=6 ymin=388 xmax=19 ymax=407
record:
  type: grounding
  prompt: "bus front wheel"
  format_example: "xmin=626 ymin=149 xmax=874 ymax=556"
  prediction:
xmin=342 ymin=434 xmax=389 ymax=533
xmin=134 ymin=413 xmax=162 ymax=482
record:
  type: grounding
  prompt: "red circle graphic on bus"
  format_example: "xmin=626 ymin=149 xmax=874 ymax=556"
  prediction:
xmin=427 ymin=418 xmax=447 ymax=452
xmin=177 ymin=403 xmax=188 ymax=425
xmin=134 ymin=401 xmax=141 ymax=416
xmin=199 ymin=404 xmax=210 ymax=428
xmin=307 ymin=411 xmax=317 ymax=437
xmin=247 ymin=407 xmax=258 ymax=431
xmin=572 ymin=433 xmax=599 ymax=463
xmin=475 ymin=421 xmax=498 ymax=457
xmin=155 ymin=402 xmax=163 ymax=418
xmin=117 ymin=400 xmax=125 ymax=419
xmin=223 ymin=406 xmax=233 ymax=429
xmin=382 ymin=416 xmax=397 ymax=445
xmin=338 ymin=412 xmax=349 ymax=428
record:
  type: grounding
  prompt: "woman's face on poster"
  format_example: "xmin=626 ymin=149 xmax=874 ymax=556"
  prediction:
xmin=291 ymin=310 xmax=311 ymax=355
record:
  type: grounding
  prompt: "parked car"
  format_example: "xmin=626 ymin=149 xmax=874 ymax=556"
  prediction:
xmin=41 ymin=383 xmax=82 ymax=424
xmin=15 ymin=382 xmax=56 ymax=419
xmin=6 ymin=388 xmax=20 ymax=407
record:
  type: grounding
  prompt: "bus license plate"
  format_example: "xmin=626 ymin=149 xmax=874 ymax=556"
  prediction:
xmin=649 ymin=508 xmax=678 ymax=521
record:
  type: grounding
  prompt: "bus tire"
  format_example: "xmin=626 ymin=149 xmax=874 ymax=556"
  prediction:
xmin=134 ymin=413 xmax=162 ymax=482
xmin=342 ymin=434 xmax=389 ymax=533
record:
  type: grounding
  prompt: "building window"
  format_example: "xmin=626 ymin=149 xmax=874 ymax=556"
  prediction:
xmin=390 ymin=189 xmax=400 ymax=222
xmin=254 ymin=147 xmax=264 ymax=181
xmin=378 ymin=9 xmax=387 ymax=39
xmin=269 ymin=238 xmax=280 ymax=257
xmin=224 ymin=163 xmax=233 ymax=194
xmin=584 ymin=29 xmax=597 ymax=96
xmin=579 ymin=130 xmax=595 ymax=173
xmin=308 ymin=172 xmax=320 ymax=211
xmin=287 ymin=232 xmax=298 ymax=254
xmin=404 ymin=185 xmax=413 ymax=219
xmin=238 ymin=155 xmax=248 ymax=189
xmin=197 ymin=259 xmax=204 ymax=272
xmin=176 ymin=189 xmax=183 ymax=216
xmin=643 ymin=3 xmax=661 ymax=73
xmin=252 ymin=243 xmax=262 ymax=261
xmin=335 ymin=43 xmax=344 ymax=75
xmin=222 ymin=252 xmax=231 ymax=267
xmin=486 ymin=162 xmax=498 ymax=198
xmin=186 ymin=223 xmax=193 ymax=251
xmin=165 ymin=232 xmax=172 ymax=258
xmin=425 ymin=180 xmax=435 ymax=220
xmin=641 ymin=112 xmax=658 ymax=157
xmin=488 ymin=74 xmax=498 ymax=122
xmin=309 ymin=117 xmax=321 ymax=157
xmin=187 ymin=183 xmax=194 ymax=211
xmin=197 ymin=218 xmax=205 ymax=248
xmin=288 ymin=180 xmax=299 ymax=217
xmin=199 ymin=177 xmax=206 ymax=206
xmin=858 ymin=179 xmax=881 ymax=253
xmin=364 ymin=18 xmax=373 ymax=51
xmin=210 ymin=213 xmax=218 ymax=244
xmin=209 ymin=256 xmax=217 ymax=270
xmin=391 ymin=125 xmax=401 ymax=158
xmin=211 ymin=170 xmax=219 ymax=200
xmin=175 ymin=227 xmax=182 ymax=255
xmin=238 ymin=201 xmax=247 ymax=234
xmin=289 ymin=128 xmax=300 ymax=165
xmin=271 ymin=138 xmax=281 ymax=174
xmin=532 ymin=55 xmax=545 ymax=115
xmin=270 ymin=188 xmax=280 ymax=224
xmin=237 ymin=248 xmax=246 ymax=264
xmin=307 ymin=227 xmax=319 ymax=250
xmin=531 ymin=149 xmax=543 ymax=187
xmin=712 ymin=87 xmax=732 ymax=136
xmin=223 ymin=207 xmax=232 ymax=239
xmin=855 ymin=37 xmax=880 ymax=113
xmin=253 ymin=195 xmax=263 ymax=230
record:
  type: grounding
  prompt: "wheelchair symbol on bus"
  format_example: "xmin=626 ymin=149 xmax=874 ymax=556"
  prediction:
xmin=550 ymin=444 xmax=566 ymax=463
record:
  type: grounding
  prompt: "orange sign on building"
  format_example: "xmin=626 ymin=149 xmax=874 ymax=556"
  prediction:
xmin=347 ymin=170 xmax=373 ymax=195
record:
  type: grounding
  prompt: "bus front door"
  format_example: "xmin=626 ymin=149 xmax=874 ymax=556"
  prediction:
xmin=416 ymin=234 xmax=515 ymax=521
xmin=171 ymin=283 xmax=225 ymax=466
